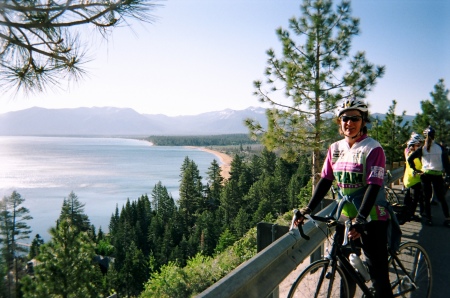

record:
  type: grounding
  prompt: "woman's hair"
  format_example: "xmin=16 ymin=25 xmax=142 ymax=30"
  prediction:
xmin=423 ymin=126 xmax=435 ymax=152
xmin=425 ymin=134 xmax=434 ymax=152
xmin=335 ymin=111 xmax=369 ymax=136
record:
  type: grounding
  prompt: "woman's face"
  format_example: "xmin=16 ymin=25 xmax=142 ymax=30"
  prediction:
xmin=339 ymin=110 xmax=364 ymax=139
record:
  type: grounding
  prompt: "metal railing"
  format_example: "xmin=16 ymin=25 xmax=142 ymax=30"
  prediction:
xmin=197 ymin=167 xmax=404 ymax=298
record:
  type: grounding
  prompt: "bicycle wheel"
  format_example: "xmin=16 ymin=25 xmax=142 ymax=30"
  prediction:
xmin=388 ymin=242 xmax=432 ymax=298
xmin=287 ymin=259 xmax=350 ymax=298
xmin=385 ymin=186 xmax=400 ymax=204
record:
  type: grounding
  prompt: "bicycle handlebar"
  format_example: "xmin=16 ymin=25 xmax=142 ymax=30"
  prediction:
xmin=290 ymin=210 xmax=354 ymax=247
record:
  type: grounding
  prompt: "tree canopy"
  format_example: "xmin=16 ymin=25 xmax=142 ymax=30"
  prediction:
xmin=412 ymin=79 xmax=450 ymax=146
xmin=246 ymin=0 xmax=384 ymax=187
xmin=0 ymin=0 xmax=161 ymax=95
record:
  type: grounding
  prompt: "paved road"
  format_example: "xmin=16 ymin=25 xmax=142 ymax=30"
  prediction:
xmin=391 ymin=184 xmax=450 ymax=298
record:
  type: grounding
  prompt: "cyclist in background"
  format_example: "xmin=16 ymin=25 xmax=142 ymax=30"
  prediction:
xmin=295 ymin=98 xmax=394 ymax=298
xmin=408 ymin=125 xmax=450 ymax=227
xmin=403 ymin=133 xmax=425 ymax=221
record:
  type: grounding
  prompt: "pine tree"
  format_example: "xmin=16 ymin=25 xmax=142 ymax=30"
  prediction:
xmin=205 ymin=159 xmax=223 ymax=210
xmin=412 ymin=79 xmax=450 ymax=146
xmin=178 ymin=157 xmax=203 ymax=229
xmin=22 ymin=219 xmax=103 ymax=298
xmin=117 ymin=241 xmax=148 ymax=297
xmin=0 ymin=0 xmax=161 ymax=95
xmin=0 ymin=191 xmax=32 ymax=297
xmin=151 ymin=181 xmax=176 ymax=222
xmin=246 ymin=0 xmax=384 ymax=188
xmin=57 ymin=191 xmax=91 ymax=234
xmin=28 ymin=234 xmax=44 ymax=260
xmin=377 ymin=100 xmax=411 ymax=167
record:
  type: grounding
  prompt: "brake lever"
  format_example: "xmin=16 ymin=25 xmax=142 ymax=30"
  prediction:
xmin=342 ymin=219 xmax=352 ymax=246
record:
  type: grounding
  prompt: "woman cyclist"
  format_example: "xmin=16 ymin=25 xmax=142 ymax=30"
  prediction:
xmin=295 ymin=98 xmax=393 ymax=298
xmin=408 ymin=125 xmax=450 ymax=227
xmin=403 ymin=133 xmax=425 ymax=221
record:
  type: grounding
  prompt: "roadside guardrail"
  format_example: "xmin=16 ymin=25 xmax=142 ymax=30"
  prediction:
xmin=197 ymin=167 xmax=404 ymax=298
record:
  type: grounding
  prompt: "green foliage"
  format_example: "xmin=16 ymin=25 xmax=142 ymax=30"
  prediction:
xmin=214 ymin=228 xmax=237 ymax=255
xmin=146 ymin=134 xmax=260 ymax=146
xmin=96 ymin=239 xmax=114 ymax=256
xmin=13 ymin=136 xmax=334 ymax=297
xmin=246 ymin=0 xmax=384 ymax=187
xmin=297 ymin=179 xmax=313 ymax=208
xmin=141 ymin=228 xmax=257 ymax=298
xmin=57 ymin=191 xmax=91 ymax=234
xmin=374 ymin=100 xmax=411 ymax=166
xmin=0 ymin=191 xmax=32 ymax=296
xmin=22 ymin=219 xmax=104 ymax=298
xmin=28 ymin=234 xmax=45 ymax=260
xmin=412 ymin=79 xmax=450 ymax=146
xmin=0 ymin=0 xmax=161 ymax=95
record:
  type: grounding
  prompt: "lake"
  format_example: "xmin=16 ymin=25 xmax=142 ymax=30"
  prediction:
xmin=0 ymin=136 xmax=220 ymax=241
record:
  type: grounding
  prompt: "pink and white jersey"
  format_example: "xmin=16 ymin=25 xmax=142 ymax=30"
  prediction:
xmin=322 ymin=135 xmax=386 ymax=196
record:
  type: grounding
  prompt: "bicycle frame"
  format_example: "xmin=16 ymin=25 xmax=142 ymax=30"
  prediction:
xmin=307 ymin=214 xmax=375 ymax=297
xmin=292 ymin=211 xmax=424 ymax=298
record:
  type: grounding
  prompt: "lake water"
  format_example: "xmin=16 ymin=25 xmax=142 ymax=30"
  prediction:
xmin=0 ymin=136 xmax=220 ymax=241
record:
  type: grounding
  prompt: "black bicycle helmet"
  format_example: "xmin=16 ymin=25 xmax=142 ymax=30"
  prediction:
xmin=423 ymin=125 xmax=435 ymax=138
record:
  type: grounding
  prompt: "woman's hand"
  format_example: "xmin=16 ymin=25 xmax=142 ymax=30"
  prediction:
xmin=294 ymin=207 xmax=311 ymax=226
xmin=348 ymin=218 xmax=367 ymax=240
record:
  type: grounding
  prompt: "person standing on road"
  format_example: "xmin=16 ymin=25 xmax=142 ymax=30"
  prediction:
xmin=295 ymin=98 xmax=394 ymax=298
xmin=408 ymin=125 xmax=450 ymax=227
xmin=403 ymin=133 xmax=425 ymax=221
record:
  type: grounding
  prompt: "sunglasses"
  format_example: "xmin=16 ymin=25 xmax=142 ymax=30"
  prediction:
xmin=340 ymin=115 xmax=363 ymax=123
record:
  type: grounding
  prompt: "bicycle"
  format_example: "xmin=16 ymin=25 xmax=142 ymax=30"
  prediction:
xmin=385 ymin=185 xmax=400 ymax=205
xmin=385 ymin=170 xmax=400 ymax=205
xmin=287 ymin=202 xmax=432 ymax=298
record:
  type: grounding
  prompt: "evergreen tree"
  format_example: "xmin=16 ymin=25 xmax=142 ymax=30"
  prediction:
xmin=377 ymin=100 xmax=411 ymax=167
xmin=151 ymin=181 xmax=176 ymax=222
xmin=412 ymin=79 xmax=450 ymax=146
xmin=246 ymin=0 xmax=384 ymax=188
xmin=0 ymin=191 xmax=32 ymax=297
xmin=261 ymin=148 xmax=277 ymax=177
xmin=28 ymin=234 xmax=44 ymax=260
xmin=109 ymin=204 xmax=120 ymax=237
xmin=205 ymin=160 xmax=223 ymax=210
xmin=57 ymin=191 xmax=91 ymax=234
xmin=178 ymin=157 xmax=204 ymax=229
xmin=219 ymin=180 xmax=241 ymax=228
xmin=228 ymin=154 xmax=252 ymax=197
xmin=214 ymin=228 xmax=237 ymax=255
xmin=248 ymin=154 xmax=263 ymax=184
xmin=21 ymin=219 xmax=103 ymax=298
xmin=0 ymin=0 xmax=161 ymax=94
xmin=232 ymin=208 xmax=249 ymax=238
xmin=116 ymin=241 xmax=148 ymax=297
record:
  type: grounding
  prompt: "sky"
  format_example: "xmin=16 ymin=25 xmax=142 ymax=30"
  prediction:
xmin=0 ymin=0 xmax=448 ymax=117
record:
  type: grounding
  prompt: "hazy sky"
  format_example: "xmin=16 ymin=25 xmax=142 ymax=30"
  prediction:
xmin=0 ymin=0 xmax=448 ymax=116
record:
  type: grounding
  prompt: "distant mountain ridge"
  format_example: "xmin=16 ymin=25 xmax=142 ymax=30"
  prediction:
xmin=0 ymin=106 xmax=269 ymax=136
xmin=0 ymin=107 xmax=416 ymax=136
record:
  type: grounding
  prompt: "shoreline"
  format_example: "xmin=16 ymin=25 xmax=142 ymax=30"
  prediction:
xmin=186 ymin=146 xmax=232 ymax=180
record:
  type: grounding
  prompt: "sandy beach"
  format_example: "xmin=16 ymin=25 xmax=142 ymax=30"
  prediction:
xmin=187 ymin=147 xmax=232 ymax=180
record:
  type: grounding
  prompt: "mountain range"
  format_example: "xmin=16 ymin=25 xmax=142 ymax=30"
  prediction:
xmin=0 ymin=107 xmax=416 ymax=136
xmin=0 ymin=106 xmax=269 ymax=136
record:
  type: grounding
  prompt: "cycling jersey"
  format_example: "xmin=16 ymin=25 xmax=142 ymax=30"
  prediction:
xmin=321 ymin=134 xmax=388 ymax=220
xmin=403 ymin=153 xmax=422 ymax=188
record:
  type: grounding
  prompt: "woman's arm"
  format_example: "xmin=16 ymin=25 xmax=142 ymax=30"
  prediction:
xmin=357 ymin=184 xmax=381 ymax=220
xmin=306 ymin=178 xmax=333 ymax=212
xmin=408 ymin=147 xmax=423 ymax=171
